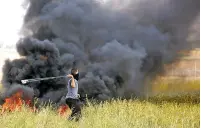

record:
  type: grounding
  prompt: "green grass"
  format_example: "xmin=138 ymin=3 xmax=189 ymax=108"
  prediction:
xmin=0 ymin=97 xmax=199 ymax=128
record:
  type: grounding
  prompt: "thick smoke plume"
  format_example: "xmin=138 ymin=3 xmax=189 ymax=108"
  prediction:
xmin=1 ymin=0 xmax=200 ymax=103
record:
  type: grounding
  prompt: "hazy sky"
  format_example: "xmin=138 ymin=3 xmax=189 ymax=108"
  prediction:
xmin=0 ymin=0 xmax=25 ymax=46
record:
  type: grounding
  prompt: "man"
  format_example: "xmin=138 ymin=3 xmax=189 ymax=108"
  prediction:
xmin=66 ymin=68 xmax=81 ymax=121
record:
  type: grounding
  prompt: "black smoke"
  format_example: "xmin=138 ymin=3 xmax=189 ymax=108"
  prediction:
xmin=1 ymin=0 xmax=199 ymax=103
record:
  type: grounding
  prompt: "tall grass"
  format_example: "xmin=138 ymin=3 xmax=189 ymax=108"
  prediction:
xmin=0 ymin=79 xmax=199 ymax=128
xmin=0 ymin=97 xmax=199 ymax=128
xmin=152 ymin=77 xmax=200 ymax=95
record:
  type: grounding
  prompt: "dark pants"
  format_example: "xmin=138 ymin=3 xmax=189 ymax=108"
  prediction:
xmin=65 ymin=98 xmax=82 ymax=121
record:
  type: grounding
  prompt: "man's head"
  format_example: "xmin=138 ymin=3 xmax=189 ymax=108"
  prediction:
xmin=71 ymin=68 xmax=79 ymax=75
xmin=71 ymin=68 xmax=79 ymax=80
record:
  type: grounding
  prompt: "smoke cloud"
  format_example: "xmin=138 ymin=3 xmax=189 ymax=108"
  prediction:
xmin=1 ymin=0 xmax=199 ymax=103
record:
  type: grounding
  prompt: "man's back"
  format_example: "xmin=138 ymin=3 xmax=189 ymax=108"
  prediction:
xmin=65 ymin=67 xmax=81 ymax=121
xmin=66 ymin=78 xmax=79 ymax=99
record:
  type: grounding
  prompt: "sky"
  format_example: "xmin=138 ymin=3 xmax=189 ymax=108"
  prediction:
xmin=0 ymin=0 xmax=109 ymax=49
xmin=0 ymin=0 xmax=25 ymax=48
xmin=0 ymin=1 xmax=25 ymax=74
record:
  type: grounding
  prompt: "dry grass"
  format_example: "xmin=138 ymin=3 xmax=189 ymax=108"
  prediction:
xmin=152 ymin=77 xmax=200 ymax=95
xmin=0 ymin=79 xmax=199 ymax=128
xmin=0 ymin=94 xmax=199 ymax=128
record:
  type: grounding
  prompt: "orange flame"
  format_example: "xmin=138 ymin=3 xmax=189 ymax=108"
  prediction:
xmin=1 ymin=91 xmax=32 ymax=113
xmin=58 ymin=105 xmax=71 ymax=117
xmin=40 ymin=55 xmax=48 ymax=60
xmin=1 ymin=91 xmax=70 ymax=116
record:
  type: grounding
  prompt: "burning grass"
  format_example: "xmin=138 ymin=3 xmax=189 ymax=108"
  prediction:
xmin=1 ymin=91 xmax=33 ymax=113
xmin=0 ymin=91 xmax=71 ymax=117
xmin=0 ymin=79 xmax=199 ymax=128
xmin=0 ymin=94 xmax=199 ymax=128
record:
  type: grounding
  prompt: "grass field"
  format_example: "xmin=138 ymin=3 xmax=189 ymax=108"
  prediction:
xmin=0 ymin=79 xmax=199 ymax=128
xmin=0 ymin=94 xmax=199 ymax=128
xmin=152 ymin=77 xmax=200 ymax=95
xmin=0 ymin=98 xmax=200 ymax=128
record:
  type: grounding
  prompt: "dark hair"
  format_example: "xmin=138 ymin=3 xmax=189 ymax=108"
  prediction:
xmin=71 ymin=68 xmax=79 ymax=81
xmin=71 ymin=68 xmax=78 ymax=75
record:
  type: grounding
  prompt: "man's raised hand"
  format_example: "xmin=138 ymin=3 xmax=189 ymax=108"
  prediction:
xmin=67 ymin=74 xmax=73 ymax=78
